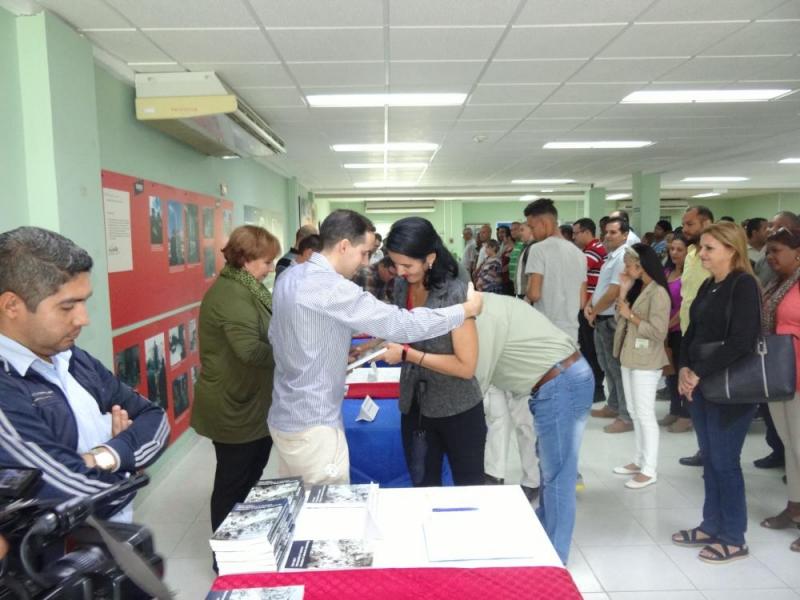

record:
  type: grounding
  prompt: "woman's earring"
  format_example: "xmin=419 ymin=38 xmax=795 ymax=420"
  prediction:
xmin=427 ymin=262 xmax=433 ymax=270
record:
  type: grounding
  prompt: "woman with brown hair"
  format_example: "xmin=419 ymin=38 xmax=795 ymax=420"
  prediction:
xmin=672 ymin=221 xmax=761 ymax=564
xmin=191 ymin=225 xmax=281 ymax=540
xmin=758 ymin=227 xmax=800 ymax=552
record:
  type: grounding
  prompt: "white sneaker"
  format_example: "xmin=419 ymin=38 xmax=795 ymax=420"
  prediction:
xmin=613 ymin=464 xmax=641 ymax=475
xmin=625 ymin=476 xmax=657 ymax=489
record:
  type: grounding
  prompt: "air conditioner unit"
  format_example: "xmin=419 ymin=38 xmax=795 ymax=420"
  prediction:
xmin=364 ymin=200 xmax=436 ymax=214
xmin=134 ymin=72 xmax=286 ymax=158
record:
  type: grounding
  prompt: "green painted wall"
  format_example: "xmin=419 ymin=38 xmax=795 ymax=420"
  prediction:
xmin=463 ymin=200 xmax=585 ymax=225
xmin=95 ymin=66 xmax=293 ymax=248
xmin=0 ymin=7 xmax=27 ymax=231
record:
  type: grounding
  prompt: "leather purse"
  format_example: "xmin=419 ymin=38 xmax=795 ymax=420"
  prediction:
xmin=697 ymin=274 xmax=796 ymax=404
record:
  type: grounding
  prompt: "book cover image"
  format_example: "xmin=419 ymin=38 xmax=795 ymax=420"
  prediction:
xmin=284 ymin=539 xmax=373 ymax=570
xmin=306 ymin=484 xmax=373 ymax=505
xmin=206 ymin=585 xmax=304 ymax=600
xmin=212 ymin=499 xmax=288 ymax=541
xmin=246 ymin=478 xmax=303 ymax=503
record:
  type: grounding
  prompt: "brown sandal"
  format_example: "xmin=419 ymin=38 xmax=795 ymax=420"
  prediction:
xmin=761 ymin=509 xmax=797 ymax=530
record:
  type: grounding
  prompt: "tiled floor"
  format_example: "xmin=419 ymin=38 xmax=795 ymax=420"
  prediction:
xmin=134 ymin=401 xmax=800 ymax=599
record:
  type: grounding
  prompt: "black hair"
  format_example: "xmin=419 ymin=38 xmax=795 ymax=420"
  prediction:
xmin=655 ymin=219 xmax=672 ymax=232
xmin=298 ymin=234 xmax=322 ymax=254
xmin=523 ymin=198 xmax=557 ymax=219
xmin=663 ymin=233 xmax=689 ymax=272
xmin=606 ymin=216 xmax=630 ymax=234
xmin=599 ymin=216 xmax=610 ymax=234
xmin=625 ymin=243 xmax=670 ymax=305
xmin=746 ymin=217 xmax=767 ymax=239
xmin=385 ymin=217 xmax=459 ymax=290
xmin=573 ymin=218 xmax=596 ymax=237
xmin=560 ymin=224 xmax=574 ymax=241
xmin=319 ymin=209 xmax=375 ymax=249
xmin=719 ymin=216 xmax=735 ymax=223
xmin=686 ymin=205 xmax=714 ymax=223
xmin=0 ymin=227 xmax=93 ymax=311
xmin=497 ymin=225 xmax=511 ymax=237
xmin=378 ymin=256 xmax=395 ymax=269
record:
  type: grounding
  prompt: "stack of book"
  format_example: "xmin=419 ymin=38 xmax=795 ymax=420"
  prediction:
xmin=210 ymin=477 xmax=304 ymax=576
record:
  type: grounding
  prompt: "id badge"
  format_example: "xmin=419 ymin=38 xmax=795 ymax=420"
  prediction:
xmin=634 ymin=338 xmax=650 ymax=350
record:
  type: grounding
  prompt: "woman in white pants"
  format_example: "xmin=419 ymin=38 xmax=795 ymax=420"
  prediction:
xmin=612 ymin=244 xmax=671 ymax=489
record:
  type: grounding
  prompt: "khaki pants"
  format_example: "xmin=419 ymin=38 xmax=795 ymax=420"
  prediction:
xmin=268 ymin=425 xmax=350 ymax=487
xmin=769 ymin=392 xmax=800 ymax=502
xmin=483 ymin=385 xmax=540 ymax=488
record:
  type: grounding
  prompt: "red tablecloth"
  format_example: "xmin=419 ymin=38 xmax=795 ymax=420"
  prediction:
xmin=345 ymin=381 xmax=400 ymax=399
xmin=211 ymin=566 xmax=581 ymax=599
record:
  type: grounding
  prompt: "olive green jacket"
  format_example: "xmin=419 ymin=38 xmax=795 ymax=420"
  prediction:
xmin=191 ymin=276 xmax=273 ymax=443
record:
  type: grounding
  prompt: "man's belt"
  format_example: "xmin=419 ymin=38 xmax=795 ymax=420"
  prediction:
xmin=531 ymin=351 xmax=582 ymax=395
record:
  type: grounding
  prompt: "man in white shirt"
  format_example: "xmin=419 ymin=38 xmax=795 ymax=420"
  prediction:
xmin=461 ymin=227 xmax=477 ymax=273
xmin=584 ymin=217 xmax=632 ymax=433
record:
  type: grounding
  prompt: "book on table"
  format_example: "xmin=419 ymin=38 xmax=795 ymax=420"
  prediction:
xmin=205 ymin=585 xmax=304 ymax=599
xmin=283 ymin=538 xmax=374 ymax=570
xmin=244 ymin=476 xmax=305 ymax=520
xmin=306 ymin=483 xmax=378 ymax=509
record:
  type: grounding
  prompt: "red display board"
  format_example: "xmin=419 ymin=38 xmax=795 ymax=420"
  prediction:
xmin=103 ymin=170 xmax=234 ymax=441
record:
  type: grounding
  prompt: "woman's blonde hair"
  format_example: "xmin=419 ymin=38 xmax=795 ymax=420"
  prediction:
xmin=700 ymin=221 xmax=754 ymax=276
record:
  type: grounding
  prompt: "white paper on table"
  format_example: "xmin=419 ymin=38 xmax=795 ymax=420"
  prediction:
xmin=356 ymin=395 xmax=379 ymax=422
xmin=345 ymin=367 xmax=401 ymax=384
xmin=422 ymin=509 xmax=538 ymax=562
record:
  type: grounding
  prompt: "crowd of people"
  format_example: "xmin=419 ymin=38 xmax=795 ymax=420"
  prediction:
xmin=2 ymin=201 xmax=799 ymax=575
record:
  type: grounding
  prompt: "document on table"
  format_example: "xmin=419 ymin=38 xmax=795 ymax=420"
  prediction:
xmin=422 ymin=509 xmax=538 ymax=562
xmin=356 ymin=395 xmax=379 ymax=422
xmin=345 ymin=367 xmax=401 ymax=384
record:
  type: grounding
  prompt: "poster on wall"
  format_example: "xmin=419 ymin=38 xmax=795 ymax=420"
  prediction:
xmin=299 ymin=195 xmax=317 ymax=227
xmin=149 ymin=197 xmax=164 ymax=246
xmin=244 ymin=205 xmax=266 ymax=227
xmin=102 ymin=188 xmax=133 ymax=273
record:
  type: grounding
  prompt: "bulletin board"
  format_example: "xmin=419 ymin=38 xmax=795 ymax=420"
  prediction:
xmin=101 ymin=170 xmax=234 ymax=440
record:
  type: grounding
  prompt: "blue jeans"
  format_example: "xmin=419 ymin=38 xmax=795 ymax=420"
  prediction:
xmin=529 ymin=356 xmax=594 ymax=564
xmin=689 ymin=388 xmax=757 ymax=546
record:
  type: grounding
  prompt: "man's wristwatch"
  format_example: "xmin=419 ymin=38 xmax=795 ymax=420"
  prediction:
xmin=89 ymin=446 xmax=117 ymax=471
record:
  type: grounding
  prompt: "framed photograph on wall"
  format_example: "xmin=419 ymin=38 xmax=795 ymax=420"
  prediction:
xmin=299 ymin=195 xmax=317 ymax=227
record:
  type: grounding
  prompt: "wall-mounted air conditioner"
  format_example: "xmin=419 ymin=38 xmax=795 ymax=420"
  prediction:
xmin=134 ymin=72 xmax=286 ymax=158
xmin=364 ymin=200 xmax=437 ymax=214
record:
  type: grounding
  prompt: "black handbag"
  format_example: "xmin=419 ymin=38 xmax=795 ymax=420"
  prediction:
xmin=697 ymin=274 xmax=796 ymax=404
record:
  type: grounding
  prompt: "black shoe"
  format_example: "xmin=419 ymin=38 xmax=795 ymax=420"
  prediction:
xmin=484 ymin=473 xmax=504 ymax=485
xmin=679 ymin=451 xmax=703 ymax=467
xmin=521 ymin=485 xmax=539 ymax=502
xmin=783 ymin=474 xmax=788 ymax=485
xmin=754 ymin=452 xmax=785 ymax=469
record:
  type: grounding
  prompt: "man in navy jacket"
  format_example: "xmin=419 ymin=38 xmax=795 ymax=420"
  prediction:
xmin=0 ymin=227 xmax=169 ymax=519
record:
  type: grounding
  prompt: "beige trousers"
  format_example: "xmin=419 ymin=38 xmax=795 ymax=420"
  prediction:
xmin=769 ymin=392 xmax=800 ymax=502
xmin=268 ymin=424 xmax=350 ymax=488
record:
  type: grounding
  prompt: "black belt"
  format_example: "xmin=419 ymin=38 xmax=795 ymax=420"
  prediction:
xmin=596 ymin=315 xmax=614 ymax=321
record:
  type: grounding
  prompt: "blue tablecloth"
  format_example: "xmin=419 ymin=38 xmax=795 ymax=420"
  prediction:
xmin=342 ymin=397 xmax=452 ymax=487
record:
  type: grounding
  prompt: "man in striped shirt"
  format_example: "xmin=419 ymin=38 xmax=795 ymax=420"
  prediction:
xmin=268 ymin=210 xmax=483 ymax=486
xmin=572 ymin=218 xmax=607 ymax=403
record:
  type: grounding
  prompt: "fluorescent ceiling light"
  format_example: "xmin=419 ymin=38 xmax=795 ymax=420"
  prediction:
xmin=519 ymin=195 xmax=539 ymax=202
xmin=543 ymin=141 xmax=653 ymax=149
xmin=540 ymin=189 xmax=555 ymax=193
xmin=332 ymin=143 xmax=439 ymax=152
xmin=622 ymin=89 xmax=794 ymax=104
xmin=308 ymin=93 xmax=467 ymax=108
xmin=512 ymin=178 xmax=576 ymax=184
xmin=606 ymin=193 xmax=630 ymax=200
xmin=366 ymin=207 xmax=435 ymax=214
xmin=779 ymin=158 xmax=800 ymax=164
xmin=682 ymin=176 xmax=748 ymax=182
xmin=344 ymin=162 xmax=428 ymax=169
xmin=692 ymin=192 xmax=721 ymax=198
xmin=353 ymin=181 xmax=418 ymax=188
xmin=220 ymin=155 xmax=240 ymax=160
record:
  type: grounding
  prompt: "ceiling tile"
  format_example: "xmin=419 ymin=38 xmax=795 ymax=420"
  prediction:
xmin=529 ymin=103 xmax=614 ymax=119
xmin=570 ymin=58 xmax=687 ymax=83
xmin=638 ymin=0 xmax=786 ymax=21
xmin=307 ymin=107 xmax=385 ymax=122
xmin=469 ymin=84 xmax=558 ymax=104
xmin=516 ymin=117 xmax=588 ymax=131
xmin=741 ymin=57 xmax=800 ymax=82
xmin=238 ymin=87 xmax=306 ymax=107
xmin=250 ymin=0 xmax=383 ymax=27
xmin=269 ymin=28 xmax=384 ymax=61
xmin=599 ymin=22 xmax=745 ymax=58
xmin=481 ymin=59 xmax=586 ymax=84
xmin=107 ymin=0 xmax=257 ymax=28
xmin=460 ymin=104 xmax=535 ymax=120
xmin=288 ymin=62 xmax=385 ymax=87
xmin=516 ymin=0 xmax=650 ymax=25
xmin=38 ymin=0 xmax=131 ymax=29
xmin=758 ymin=0 xmax=800 ymax=19
xmin=184 ymin=62 xmax=293 ymax=87
xmin=701 ymin=22 xmax=800 ymax=56
xmin=390 ymin=61 xmax=485 ymax=87
xmin=130 ymin=64 xmax=186 ymax=73
xmin=546 ymin=83 xmax=642 ymax=103
xmin=145 ymin=30 xmax=277 ymax=63
xmin=256 ymin=106 xmax=311 ymax=122
xmin=390 ymin=27 xmax=505 ymax=61
xmin=452 ymin=119 xmax=520 ymax=131
xmin=389 ymin=0 xmax=519 ymax=26
xmin=497 ymin=25 xmax=626 ymax=60
xmin=85 ymin=31 xmax=173 ymax=63
xmin=656 ymin=56 xmax=793 ymax=83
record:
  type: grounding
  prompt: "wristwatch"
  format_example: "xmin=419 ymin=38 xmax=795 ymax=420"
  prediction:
xmin=89 ymin=446 xmax=117 ymax=471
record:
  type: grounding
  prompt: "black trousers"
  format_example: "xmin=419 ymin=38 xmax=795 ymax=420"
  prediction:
xmin=577 ymin=311 xmax=604 ymax=397
xmin=666 ymin=329 xmax=690 ymax=418
xmin=210 ymin=436 xmax=272 ymax=532
xmin=401 ymin=401 xmax=486 ymax=487
xmin=760 ymin=403 xmax=785 ymax=458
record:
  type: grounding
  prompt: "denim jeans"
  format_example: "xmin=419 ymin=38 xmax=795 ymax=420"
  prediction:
xmin=593 ymin=317 xmax=630 ymax=421
xmin=689 ymin=388 xmax=757 ymax=546
xmin=529 ymin=356 xmax=594 ymax=564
